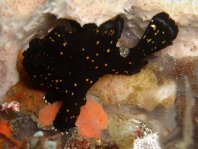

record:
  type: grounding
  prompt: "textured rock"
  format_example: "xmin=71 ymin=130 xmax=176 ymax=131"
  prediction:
xmin=0 ymin=0 xmax=47 ymax=98
xmin=89 ymin=68 xmax=177 ymax=111
xmin=0 ymin=0 xmax=197 ymax=102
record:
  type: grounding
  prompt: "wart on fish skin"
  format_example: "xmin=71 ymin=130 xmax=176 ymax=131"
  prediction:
xmin=22 ymin=12 xmax=178 ymax=132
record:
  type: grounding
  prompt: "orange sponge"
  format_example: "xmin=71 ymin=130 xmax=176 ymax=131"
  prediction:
xmin=0 ymin=119 xmax=11 ymax=138
xmin=75 ymin=99 xmax=108 ymax=138
xmin=0 ymin=119 xmax=23 ymax=148
xmin=38 ymin=101 xmax=63 ymax=127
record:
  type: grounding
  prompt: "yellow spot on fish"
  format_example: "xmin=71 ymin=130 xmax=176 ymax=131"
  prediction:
xmin=109 ymin=29 xmax=114 ymax=36
xmin=85 ymin=78 xmax=89 ymax=82
xmin=106 ymin=49 xmax=111 ymax=53
xmin=104 ymin=31 xmax=108 ymax=34
xmin=50 ymin=37 xmax=55 ymax=43
xmin=86 ymin=56 xmax=90 ymax=60
xmin=90 ymin=80 xmax=93 ymax=84
xmin=65 ymin=90 xmax=68 ymax=93
xmin=147 ymin=38 xmax=151 ymax=43
xmin=91 ymin=59 xmax=95 ymax=63
xmin=96 ymin=29 xmax=99 ymax=33
xmin=96 ymin=53 xmax=99 ymax=56
xmin=95 ymin=66 xmax=99 ymax=69
xmin=71 ymin=92 xmax=74 ymax=96
xmin=70 ymin=115 xmax=75 ymax=119
xmin=104 ymin=63 xmax=108 ymax=67
xmin=162 ymin=40 xmax=166 ymax=44
xmin=63 ymin=42 xmax=67 ymax=47
xmin=155 ymin=30 xmax=160 ymax=36
xmin=81 ymin=48 xmax=85 ymax=51
xmin=60 ymin=51 xmax=64 ymax=55
xmin=66 ymin=109 xmax=69 ymax=112
xmin=151 ymin=24 xmax=156 ymax=30
xmin=74 ymin=83 xmax=77 ymax=87
xmin=128 ymin=61 xmax=132 ymax=65
xmin=96 ymin=41 xmax=100 ymax=45
xmin=110 ymin=41 xmax=113 ymax=44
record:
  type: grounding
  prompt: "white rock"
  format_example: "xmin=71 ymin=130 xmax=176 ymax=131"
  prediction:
xmin=134 ymin=133 xmax=161 ymax=149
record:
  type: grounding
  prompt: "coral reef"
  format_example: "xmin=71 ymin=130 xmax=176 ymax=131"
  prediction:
xmin=0 ymin=0 xmax=198 ymax=148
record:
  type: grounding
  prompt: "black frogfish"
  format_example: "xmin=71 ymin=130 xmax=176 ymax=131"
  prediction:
xmin=22 ymin=12 xmax=178 ymax=132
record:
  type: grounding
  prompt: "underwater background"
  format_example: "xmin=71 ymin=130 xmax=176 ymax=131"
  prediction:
xmin=0 ymin=0 xmax=198 ymax=149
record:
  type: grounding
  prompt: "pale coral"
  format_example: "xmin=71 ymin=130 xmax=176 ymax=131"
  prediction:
xmin=0 ymin=0 xmax=47 ymax=99
xmin=89 ymin=68 xmax=176 ymax=111
xmin=0 ymin=0 xmax=46 ymax=19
